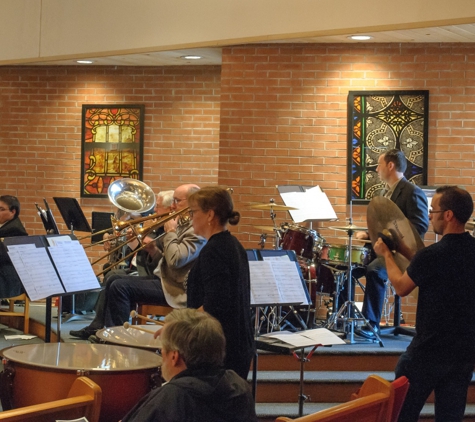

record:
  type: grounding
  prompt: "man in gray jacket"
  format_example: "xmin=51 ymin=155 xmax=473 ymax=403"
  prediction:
xmin=121 ymin=308 xmax=257 ymax=422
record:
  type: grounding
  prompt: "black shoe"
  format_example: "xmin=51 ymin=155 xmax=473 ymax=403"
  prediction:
xmin=69 ymin=327 xmax=97 ymax=340
xmin=355 ymin=324 xmax=380 ymax=340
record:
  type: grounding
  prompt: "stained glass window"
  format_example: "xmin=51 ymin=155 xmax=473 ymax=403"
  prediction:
xmin=81 ymin=105 xmax=145 ymax=197
xmin=347 ymin=91 xmax=428 ymax=204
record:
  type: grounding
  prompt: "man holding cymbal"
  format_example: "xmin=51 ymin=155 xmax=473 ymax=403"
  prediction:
xmin=355 ymin=149 xmax=429 ymax=339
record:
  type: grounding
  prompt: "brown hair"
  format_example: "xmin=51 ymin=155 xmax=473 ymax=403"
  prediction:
xmin=189 ymin=186 xmax=240 ymax=226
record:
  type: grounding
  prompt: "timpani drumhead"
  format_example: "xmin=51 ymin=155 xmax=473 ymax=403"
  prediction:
xmin=1 ymin=343 xmax=162 ymax=422
xmin=96 ymin=325 xmax=162 ymax=350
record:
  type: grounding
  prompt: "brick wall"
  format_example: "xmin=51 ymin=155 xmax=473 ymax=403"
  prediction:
xmin=220 ymin=43 xmax=475 ymax=325
xmin=0 ymin=65 xmax=221 ymax=268
xmin=2 ymin=43 xmax=475 ymax=324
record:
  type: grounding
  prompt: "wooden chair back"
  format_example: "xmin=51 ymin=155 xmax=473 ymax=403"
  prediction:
xmin=275 ymin=392 xmax=390 ymax=422
xmin=0 ymin=376 xmax=102 ymax=422
xmin=0 ymin=293 xmax=30 ymax=334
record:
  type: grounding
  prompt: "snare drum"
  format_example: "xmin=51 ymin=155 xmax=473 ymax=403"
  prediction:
xmin=320 ymin=243 xmax=370 ymax=266
xmin=0 ymin=343 xmax=162 ymax=422
xmin=281 ymin=225 xmax=324 ymax=260
xmin=97 ymin=325 xmax=162 ymax=350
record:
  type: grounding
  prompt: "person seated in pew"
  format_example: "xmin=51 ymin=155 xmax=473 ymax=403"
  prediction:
xmin=121 ymin=308 xmax=257 ymax=422
xmin=0 ymin=195 xmax=28 ymax=299
xmin=70 ymin=184 xmax=206 ymax=340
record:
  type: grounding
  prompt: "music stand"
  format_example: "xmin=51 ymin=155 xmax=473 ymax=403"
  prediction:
xmin=53 ymin=197 xmax=92 ymax=234
xmin=53 ymin=197 xmax=94 ymax=322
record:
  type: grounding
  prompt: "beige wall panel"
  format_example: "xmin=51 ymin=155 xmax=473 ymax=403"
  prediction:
xmin=0 ymin=0 xmax=41 ymax=61
xmin=1 ymin=0 xmax=475 ymax=63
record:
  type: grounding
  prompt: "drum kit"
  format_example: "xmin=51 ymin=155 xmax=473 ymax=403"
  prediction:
xmin=249 ymin=196 xmax=424 ymax=345
xmin=249 ymin=201 xmax=371 ymax=335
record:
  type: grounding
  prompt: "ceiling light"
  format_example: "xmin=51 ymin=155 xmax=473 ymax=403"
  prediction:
xmin=76 ymin=60 xmax=94 ymax=64
xmin=180 ymin=55 xmax=202 ymax=60
xmin=348 ymin=35 xmax=373 ymax=41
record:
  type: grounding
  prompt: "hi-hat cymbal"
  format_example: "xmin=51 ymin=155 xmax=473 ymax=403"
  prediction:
xmin=328 ymin=224 xmax=367 ymax=232
xmin=367 ymin=196 xmax=425 ymax=273
xmin=249 ymin=203 xmax=298 ymax=211
xmin=254 ymin=225 xmax=279 ymax=232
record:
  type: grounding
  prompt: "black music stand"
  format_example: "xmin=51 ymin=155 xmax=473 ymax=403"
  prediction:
xmin=91 ymin=211 xmax=114 ymax=244
xmin=53 ymin=197 xmax=94 ymax=322
xmin=53 ymin=197 xmax=92 ymax=235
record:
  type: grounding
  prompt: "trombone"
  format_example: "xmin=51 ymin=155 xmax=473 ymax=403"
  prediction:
xmin=93 ymin=207 xmax=190 ymax=277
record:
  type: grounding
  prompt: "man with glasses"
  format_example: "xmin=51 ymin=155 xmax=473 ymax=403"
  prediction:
xmin=70 ymin=184 xmax=206 ymax=339
xmin=374 ymin=186 xmax=475 ymax=421
xmin=355 ymin=149 xmax=429 ymax=339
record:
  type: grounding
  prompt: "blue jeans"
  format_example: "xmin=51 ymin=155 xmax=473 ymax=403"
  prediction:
xmin=108 ymin=275 xmax=166 ymax=326
xmin=395 ymin=352 xmax=473 ymax=422
xmin=361 ymin=257 xmax=387 ymax=327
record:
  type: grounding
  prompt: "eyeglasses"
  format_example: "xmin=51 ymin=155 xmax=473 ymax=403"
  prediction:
xmin=172 ymin=198 xmax=187 ymax=205
xmin=428 ymin=209 xmax=446 ymax=214
xmin=188 ymin=209 xmax=199 ymax=217
xmin=0 ymin=207 xmax=9 ymax=212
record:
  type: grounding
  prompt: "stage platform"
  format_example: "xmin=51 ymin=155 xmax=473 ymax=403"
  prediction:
xmin=1 ymin=302 xmax=475 ymax=421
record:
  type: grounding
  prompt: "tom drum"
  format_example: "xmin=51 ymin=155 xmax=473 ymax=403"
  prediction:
xmin=320 ymin=243 xmax=370 ymax=267
xmin=0 ymin=343 xmax=162 ymax=422
xmin=281 ymin=225 xmax=324 ymax=260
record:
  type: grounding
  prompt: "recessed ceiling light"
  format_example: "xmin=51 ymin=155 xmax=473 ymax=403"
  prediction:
xmin=348 ymin=35 xmax=373 ymax=41
xmin=76 ymin=60 xmax=94 ymax=64
xmin=180 ymin=55 xmax=202 ymax=60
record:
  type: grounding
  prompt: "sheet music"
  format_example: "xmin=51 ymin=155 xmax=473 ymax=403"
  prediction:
xmin=6 ymin=244 xmax=65 ymax=301
xmin=280 ymin=185 xmax=338 ymax=222
xmin=249 ymin=260 xmax=310 ymax=306
xmin=261 ymin=328 xmax=345 ymax=347
xmin=48 ymin=241 xmax=100 ymax=292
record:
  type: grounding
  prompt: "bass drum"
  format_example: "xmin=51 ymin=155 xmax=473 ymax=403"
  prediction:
xmin=0 ymin=343 xmax=162 ymax=422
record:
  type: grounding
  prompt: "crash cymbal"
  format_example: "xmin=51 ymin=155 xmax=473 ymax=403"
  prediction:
xmin=367 ymin=196 xmax=425 ymax=273
xmin=328 ymin=224 xmax=367 ymax=232
xmin=254 ymin=225 xmax=279 ymax=232
xmin=249 ymin=203 xmax=298 ymax=211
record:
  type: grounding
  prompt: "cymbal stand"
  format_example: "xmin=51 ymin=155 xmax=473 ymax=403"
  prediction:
xmin=331 ymin=202 xmax=383 ymax=346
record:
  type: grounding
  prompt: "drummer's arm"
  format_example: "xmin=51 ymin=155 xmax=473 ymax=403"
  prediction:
xmin=374 ymin=238 xmax=417 ymax=297
xmin=354 ymin=231 xmax=369 ymax=240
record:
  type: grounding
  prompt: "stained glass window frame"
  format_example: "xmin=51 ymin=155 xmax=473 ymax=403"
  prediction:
xmin=347 ymin=90 xmax=429 ymax=205
xmin=81 ymin=104 xmax=145 ymax=198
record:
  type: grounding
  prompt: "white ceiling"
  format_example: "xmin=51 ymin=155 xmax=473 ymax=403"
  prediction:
xmin=25 ymin=23 xmax=475 ymax=67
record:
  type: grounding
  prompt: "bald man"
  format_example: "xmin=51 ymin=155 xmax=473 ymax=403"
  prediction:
xmin=71 ymin=184 xmax=206 ymax=340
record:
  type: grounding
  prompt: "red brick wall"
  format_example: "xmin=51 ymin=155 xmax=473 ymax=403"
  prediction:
xmin=0 ymin=65 xmax=221 ymax=268
xmin=220 ymin=43 xmax=475 ymax=324
xmin=2 ymin=43 xmax=475 ymax=324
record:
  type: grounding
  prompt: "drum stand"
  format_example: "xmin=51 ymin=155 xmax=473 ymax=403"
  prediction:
xmin=326 ymin=215 xmax=384 ymax=347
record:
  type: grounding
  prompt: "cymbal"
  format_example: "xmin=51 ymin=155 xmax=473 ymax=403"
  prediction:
xmin=367 ymin=196 xmax=425 ymax=273
xmin=328 ymin=224 xmax=367 ymax=232
xmin=249 ymin=203 xmax=298 ymax=211
xmin=254 ymin=225 xmax=279 ymax=232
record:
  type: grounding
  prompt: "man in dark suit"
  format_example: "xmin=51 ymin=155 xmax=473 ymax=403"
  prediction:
xmin=355 ymin=149 xmax=429 ymax=339
xmin=0 ymin=195 xmax=28 ymax=298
